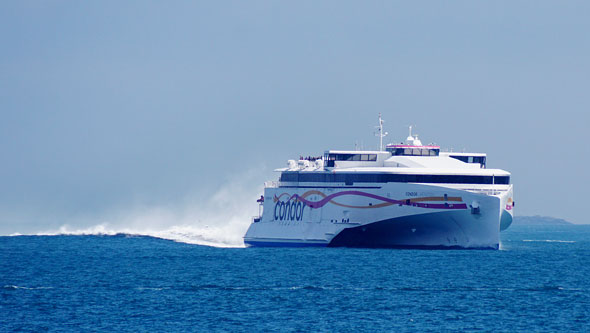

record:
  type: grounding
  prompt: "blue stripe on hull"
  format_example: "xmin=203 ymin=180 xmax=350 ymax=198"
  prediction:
xmin=328 ymin=211 xmax=499 ymax=250
xmin=244 ymin=241 xmax=328 ymax=248
xmin=328 ymin=243 xmax=497 ymax=250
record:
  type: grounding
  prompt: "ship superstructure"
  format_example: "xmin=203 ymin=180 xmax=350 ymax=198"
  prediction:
xmin=244 ymin=115 xmax=514 ymax=249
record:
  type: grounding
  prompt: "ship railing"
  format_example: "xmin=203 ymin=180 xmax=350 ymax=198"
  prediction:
xmin=264 ymin=181 xmax=279 ymax=188
xmin=465 ymin=188 xmax=506 ymax=196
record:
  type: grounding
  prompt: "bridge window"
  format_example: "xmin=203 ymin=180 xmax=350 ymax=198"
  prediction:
xmin=389 ymin=148 xmax=440 ymax=156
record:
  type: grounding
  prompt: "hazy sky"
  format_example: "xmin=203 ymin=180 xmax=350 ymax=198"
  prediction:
xmin=1 ymin=1 xmax=589 ymax=234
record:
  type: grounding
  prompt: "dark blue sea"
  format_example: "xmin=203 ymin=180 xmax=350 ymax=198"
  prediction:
xmin=2 ymin=224 xmax=589 ymax=332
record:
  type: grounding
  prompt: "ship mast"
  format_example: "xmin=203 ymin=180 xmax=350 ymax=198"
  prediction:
xmin=375 ymin=113 xmax=388 ymax=151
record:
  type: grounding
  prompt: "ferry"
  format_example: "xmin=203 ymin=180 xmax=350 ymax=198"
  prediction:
xmin=244 ymin=115 xmax=514 ymax=249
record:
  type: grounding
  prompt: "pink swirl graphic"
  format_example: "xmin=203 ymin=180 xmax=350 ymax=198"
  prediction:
xmin=274 ymin=191 xmax=467 ymax=210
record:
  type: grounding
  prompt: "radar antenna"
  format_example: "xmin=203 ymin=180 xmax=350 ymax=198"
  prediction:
xmin=374 ymin=113 xmax=388 ymax=151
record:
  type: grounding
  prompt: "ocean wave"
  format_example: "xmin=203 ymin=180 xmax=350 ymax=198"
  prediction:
xmin=3 ymin=285 xmax=54 ymax=290
xmin=522 ymin=240 xmax=575 ymax=243
xmin=27 ymin=224 xmax=248 ymax=248
xmin=125 ymin=284 xmax=587 ymax=293
xmin=136 ymin=287 xmax=171 ymax=291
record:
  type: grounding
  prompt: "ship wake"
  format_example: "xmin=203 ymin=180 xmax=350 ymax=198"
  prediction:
xmin=8 ymin=170 xmax=265 ymax=248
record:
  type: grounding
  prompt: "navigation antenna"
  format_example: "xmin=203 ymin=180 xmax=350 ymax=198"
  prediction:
xmin=374 ymin=113 xmax=388 ymax=151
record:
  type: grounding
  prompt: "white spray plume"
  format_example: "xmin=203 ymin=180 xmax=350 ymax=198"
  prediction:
xmin=33 ymin=168 xmax=267 ymax=248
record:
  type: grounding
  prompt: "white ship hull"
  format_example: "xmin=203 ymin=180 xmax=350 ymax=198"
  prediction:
xmin=244 ymin=183 xmax=513 ymax=249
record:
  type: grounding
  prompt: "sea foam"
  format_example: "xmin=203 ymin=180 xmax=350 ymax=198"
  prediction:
xmin=13 ymin=169 xmax=266 ymax=248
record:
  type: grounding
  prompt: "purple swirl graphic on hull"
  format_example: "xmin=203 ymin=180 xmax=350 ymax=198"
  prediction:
xmin=274 ymin=190 xmax=467 ymax=210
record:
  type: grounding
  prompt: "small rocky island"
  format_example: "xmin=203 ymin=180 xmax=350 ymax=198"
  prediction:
xmin=513 ymin=216 xmax=573 ymax=225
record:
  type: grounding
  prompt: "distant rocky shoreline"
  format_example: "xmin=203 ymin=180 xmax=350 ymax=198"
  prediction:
xmin=513 ymin=216 xmax=573 ymax=225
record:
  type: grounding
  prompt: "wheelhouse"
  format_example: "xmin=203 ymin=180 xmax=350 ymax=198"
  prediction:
xmin=386 ymin=145 xmax=440 ymax=157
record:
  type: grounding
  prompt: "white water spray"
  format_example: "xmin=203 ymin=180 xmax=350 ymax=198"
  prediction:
xmin=24 ymin=169 xmax=267 ymax=248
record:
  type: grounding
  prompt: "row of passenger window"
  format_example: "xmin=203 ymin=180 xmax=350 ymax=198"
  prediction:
xmin=280 ymin=172 xmax=510 ymax=185
xmin=449 ymin=155 xmax=487 ymax=167
xmin=325 ymin=154 xmax=378 ymax=161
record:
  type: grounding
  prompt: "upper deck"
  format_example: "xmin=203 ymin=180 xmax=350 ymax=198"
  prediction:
xmin=275 ymin=122 xmax=510 ymax=187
